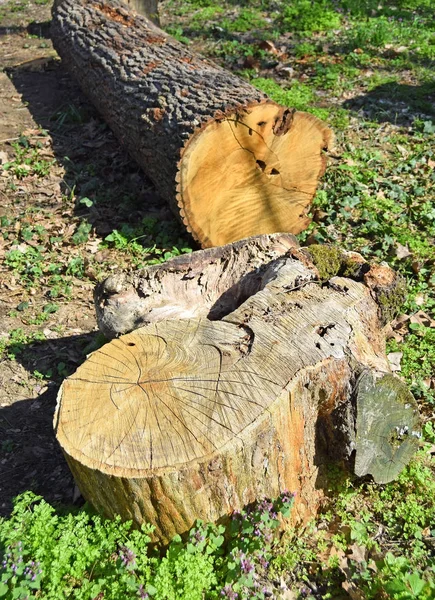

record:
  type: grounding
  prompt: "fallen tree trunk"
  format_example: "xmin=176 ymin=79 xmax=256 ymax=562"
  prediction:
xmin=55 ymin=235 xmax=420 ymax=543
xmin=51 ymin=0 xmax=333 ymax=247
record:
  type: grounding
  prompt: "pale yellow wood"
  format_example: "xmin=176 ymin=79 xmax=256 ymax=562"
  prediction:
xmin=56 ymin=267 xmax=389 ymax=480
xmin=56 ymin=320 xmax=258 ymax=474
xmin=178 ymin=102 xmax=333 ymax=247
xmin=55 ymin=242 xmax=415 ymax=543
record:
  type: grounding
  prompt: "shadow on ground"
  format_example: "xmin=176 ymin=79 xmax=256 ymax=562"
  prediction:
xmin=0 ymin=20 xmax=51 ymax=38
xmin=0 ymin=332 xmax=101 ymax=517
xmin=0 ymin=388 xmax=77 ymax=517
xmin=6 ymin=56 xmax=183 ymax=240
xmin=343 ymin=81 xmax=435 ymax=125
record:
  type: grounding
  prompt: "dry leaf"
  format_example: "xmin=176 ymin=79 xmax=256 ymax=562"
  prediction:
xmin=349 ymin=543 xmax=368 ymax=563
xmin=85 ymin=239 xmax=101 ymax=254
xmin=342 ymin=580 xmax=367 ymax=600
xmin=396 ymin=145 xmax=408 ymax=158
xmin=258 ymin=39 xmax=280 ymax=55
xmin=414 ymin=294 xmax=426 ymax=306
xmin=395 ymin=243 xmax=412 ymax=259
xmin=410 ymin=310 xmax=435 ymax=328
xmin=276 ymin=65 xmax=295 ymax=77
xmin=393 ymin=313 xmax=410 ymax=327
xmin=387 ymin=352 xmax=403 ymax=372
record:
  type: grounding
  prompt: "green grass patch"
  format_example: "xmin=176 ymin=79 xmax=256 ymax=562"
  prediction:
xmin=0 ymin=492 xmax=294 ymax=599
xmin=279 ymin=0 xmax=342 ymax=33
xmin=388 ymin=326 xmax=435 ymax=405
xmin=251 ymin=78 xmax=329 ymax=120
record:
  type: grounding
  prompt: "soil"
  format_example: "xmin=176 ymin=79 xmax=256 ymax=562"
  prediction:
xmin=0 ymin=1 xmax=187 ymax=516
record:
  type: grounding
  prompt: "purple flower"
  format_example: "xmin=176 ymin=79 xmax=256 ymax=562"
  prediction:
xmin=258 ymin=500 xmax=273 ymax=513
xmin=221 ymin=584 xmax=238 ymax=599
xmin=138 ymin=584 xmax=149 ymax=598
xmin=119 ymin=547 xmax=136 ymax=568
xmin=258 ymin=555 xmax=269 ymax=569
xmin=193 ymin=530 xmax=205 ymax=543
xmin=240 ymin=557 xmax=254 ymax=574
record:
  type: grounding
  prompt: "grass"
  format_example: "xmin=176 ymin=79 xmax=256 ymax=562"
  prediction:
xmin=0 ymin=0 xmax=434 ymax=597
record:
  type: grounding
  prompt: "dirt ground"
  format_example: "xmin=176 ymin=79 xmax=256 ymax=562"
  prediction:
xmin=0 ymin=1 xmax=187 ymax=515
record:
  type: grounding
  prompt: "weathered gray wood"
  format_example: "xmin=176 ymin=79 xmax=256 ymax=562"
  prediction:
xmin=95 ymin=237 xmax=407 ymax=339
xmin=354 ymin=372 xmax=420 ymax=483
xmin=95 ymin=232 xmax=299 ymax=338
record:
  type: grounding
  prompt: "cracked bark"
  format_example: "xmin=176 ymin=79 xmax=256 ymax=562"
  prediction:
xmin=51 ymin=0 xmax=333 ymax=247
xmin=55 ymin=235 xmax=420 ymax=543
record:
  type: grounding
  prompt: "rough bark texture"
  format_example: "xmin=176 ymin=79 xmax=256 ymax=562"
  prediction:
xmin=55 ymin=236 xmax=420 ymax=544
xmin=51 ymin=0 xmax=333 ymax=247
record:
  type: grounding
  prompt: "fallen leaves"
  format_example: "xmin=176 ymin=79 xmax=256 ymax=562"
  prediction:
xmin=395 ymin=242 xmax=412 ymax=260
xmin=387 ymin=351 xmax=403 ymax=372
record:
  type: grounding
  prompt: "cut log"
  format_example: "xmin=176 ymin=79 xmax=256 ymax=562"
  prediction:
xmin=55 ymin=236 xmax=420 ymax=544
xmin=51 ymin=0 xmax=333 ymax=247
xmin=94 ymin=235 xmax=407 ymax=339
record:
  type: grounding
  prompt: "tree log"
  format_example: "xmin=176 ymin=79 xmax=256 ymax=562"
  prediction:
xmin=51 ymin=0 xmax=333 ymax=247
xmin=55 ymin=236 xmax=420 ymax=544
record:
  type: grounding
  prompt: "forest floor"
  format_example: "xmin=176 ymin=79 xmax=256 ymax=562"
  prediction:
xmin=0 ymin=0 xmax=434 ymax=598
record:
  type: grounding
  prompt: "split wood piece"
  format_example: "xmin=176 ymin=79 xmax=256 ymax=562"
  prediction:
xmin=94 ymin=236 xmax=407 ymax=339
xmin=51 ymin=0 xmax=333 ymax=247
xmin=95 ymin=232 xmax=299 ymax=338
xmin=55 ymin=242 xmax=420 ymax=543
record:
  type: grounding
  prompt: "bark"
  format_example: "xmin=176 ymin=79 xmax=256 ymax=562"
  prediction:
xmin=94 ymin=236 xmax=407 ymax=339
xmin=51 ymin=0 xmax=333 ymax=247
xmin=55 ymin=236 xmax=420 ymax=544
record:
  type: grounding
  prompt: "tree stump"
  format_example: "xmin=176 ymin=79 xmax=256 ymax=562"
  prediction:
xmin=51 ymin=0 xmax=333 ymax=247
xmin=54 ymin=235 xmax=420 ymax=544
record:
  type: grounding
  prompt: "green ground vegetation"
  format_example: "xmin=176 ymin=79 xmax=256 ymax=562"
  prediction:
xmin=0 ymin=0 xmax=434 ymax=597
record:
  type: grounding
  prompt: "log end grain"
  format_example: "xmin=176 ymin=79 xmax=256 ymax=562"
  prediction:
xmin=177 ymin=102 xmax=334 ymax=247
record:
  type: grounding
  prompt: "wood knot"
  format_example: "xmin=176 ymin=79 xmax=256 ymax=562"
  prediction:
xmin=273 ymin=108 xmax=296 ymax=136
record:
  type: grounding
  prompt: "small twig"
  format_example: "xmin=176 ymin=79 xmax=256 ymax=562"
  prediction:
xmin=283 ymin=279 xmax=320 ymax=293
xmin=0 ymin=137 xmax=19 ymax=144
